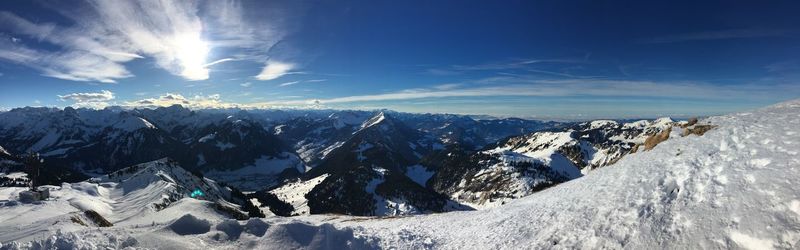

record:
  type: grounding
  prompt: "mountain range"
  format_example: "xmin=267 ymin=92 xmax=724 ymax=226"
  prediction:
xmin=1 ymin=100 xmax=796 ymax=249
xmin=0 ymin=105 xmax=697 ymax=216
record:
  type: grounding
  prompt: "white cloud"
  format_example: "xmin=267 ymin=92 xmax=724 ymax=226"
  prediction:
xmin=256 ymin=60 xmax=295 ymax=81
xmin=125 ymin=93 xmax=241 ymax=109
xmin=57 ymin=90 xmax=115 ymax=109
xmin=58 ymin=90 xmax=115 ymax=102
xmin=240 ymin=82 xmax=252 ymax=87
xmin=252 ymin=79 xmax=800 ymax=106
xmin=0 ymin=0 xmax=289 ymax=82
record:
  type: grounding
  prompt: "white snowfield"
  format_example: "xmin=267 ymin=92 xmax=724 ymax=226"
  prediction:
xmin=1 ymin=100 xmax=799 ymax=249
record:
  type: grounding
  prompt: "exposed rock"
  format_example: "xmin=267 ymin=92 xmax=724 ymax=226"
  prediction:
xmin=681 ymin=117 xmax=699 ymax=128
xmin=84 ymin=210 xmax=113 ymax=227
xmin=70 ymin=216 xmax=87 ymax=226
xmin=682 ymin=124 xmax=717 ymax=137
xmin=643 ymin=127 xmax=671 ymax=151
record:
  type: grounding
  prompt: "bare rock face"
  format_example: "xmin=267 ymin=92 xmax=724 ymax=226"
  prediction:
xmin=682 ymin=124 xmax=717 ymax=137
xmin=84 ymin=210 xmax=113 ymax=227
xmin=683 ymin=117 xmax=699 ymax=127
xmin=644 ymin=127 xmax=671 ymax=151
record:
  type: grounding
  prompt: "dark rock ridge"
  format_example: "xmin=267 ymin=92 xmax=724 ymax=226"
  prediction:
xmin=0 ymin=106 xmax=301 ymax=190
xmin=300 ymin=112 xmax=459 ymax=216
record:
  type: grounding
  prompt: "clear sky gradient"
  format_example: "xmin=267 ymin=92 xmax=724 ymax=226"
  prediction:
xmin=1 ymin=0 xmax=799 ymax=119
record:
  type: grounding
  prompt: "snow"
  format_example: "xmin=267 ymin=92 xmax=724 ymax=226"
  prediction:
xmin=112 ymin=116 xmax=156 ymax=132
xmin=28 ymin=131 xmax=60 ymax=152
xmin=214 ymin=141 xmax=236 ymax=150
xmin=487 ymin=131 xmax=584 ymax=179
xmin=198 ymin=133 xmax=216 ymax=143
xmin=169 ymin=214 xmax=212 ymax=235
xmin=2 ymin=100 xmax=800 ymax=249
xmin=354 ymin=142 xmax=374 ymax=161
xmin=358 ymin=112 xmax=386 ymax=132
xmin=405 ymin=165 xmax=434 ymax=187
xmin=305 ymin=99 xmax=800 ymax=249
xmin=269 ymin=174 xmax=329 ymax=215
xmin=588 ymin=120 xmax=618 ymax=129
xmin=273 ymin=124 xmax=287 ymax=135
xmin=329 ymin=111 xmax=368 ymax=130
xmin=205 ymin=153 xmax=304 ymax=191
xmin=320 ymin=141 xmax=345 ymax=159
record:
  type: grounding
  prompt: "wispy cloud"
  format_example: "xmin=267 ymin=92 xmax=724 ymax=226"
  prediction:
xmin=254 ymin=78 xmax=799 ymax=106
xmin=426 ymin=56 xmax=596 ymax=79
xmin=449 ymin=57 xmax=589 ymax=71
xmin=433 ymin=83 xmax=462 ymax=90
xmin=0 ymin=0 xmax=289 ymax=82
xmin=278 ymin=80 xmax=301 ymax=87
xmin=0 ymin=32 xmax=133 ymax=83
xmin=256 ymin=60 xmax=296 ymax=81
xmin=642 ymin=29 xmax=797 ymax=44
xmin=278 ymin=79 xmax=326 ymax=87
xmin=240 ymin=82 xmax=252 ymax=87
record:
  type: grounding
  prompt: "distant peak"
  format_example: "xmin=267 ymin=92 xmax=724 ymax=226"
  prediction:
xmin=360 ymin=112 xmax=387 ymax=129
xmin=588 ymin=120 xmax=619 ymax=129
xmin=113 ymin=114 xmax=157 ymax=131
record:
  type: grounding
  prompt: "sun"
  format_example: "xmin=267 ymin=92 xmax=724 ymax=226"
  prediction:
xmin=173 ymin=34 xmax=210 ymax=81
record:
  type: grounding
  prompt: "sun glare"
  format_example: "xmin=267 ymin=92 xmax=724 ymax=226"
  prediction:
xmin=173 ymin=34 xmax=210 ymax=81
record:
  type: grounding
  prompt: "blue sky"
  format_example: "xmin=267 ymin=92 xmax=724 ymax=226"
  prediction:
xmin=1 ymin=0 xmax=799 ymax=119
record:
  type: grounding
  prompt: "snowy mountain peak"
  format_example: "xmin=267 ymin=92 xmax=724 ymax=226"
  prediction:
xmin=587 ymin=120 xmax=618 ymax=129
xmin=652 ymin=117 xmax=675 ymax=127
xmin=97 ymin=158 xmax=228 ymax=202
xmin=360 ymin=112 xmax=387 ymax=130
xmin=112 ymin=115 xmax=157 ymax=132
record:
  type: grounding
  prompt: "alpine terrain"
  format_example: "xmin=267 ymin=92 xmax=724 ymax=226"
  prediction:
xmin=0 ymin=99 xmax=798 ymax=249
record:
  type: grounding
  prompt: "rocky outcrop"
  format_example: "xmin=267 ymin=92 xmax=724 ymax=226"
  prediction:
xmin=644 ymin=127 xmax=672 ymax=151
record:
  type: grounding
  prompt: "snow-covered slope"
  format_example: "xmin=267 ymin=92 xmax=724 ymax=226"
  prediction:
xmin=1 ymin=100 xmax=798 ymax=249
xmin=0 ymin=158 xmax=248 ymax=243
xmin=426 ymin=116 xmax=679 ymax=208
xmin=316 ymin=99 xmax=800 ymax=249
